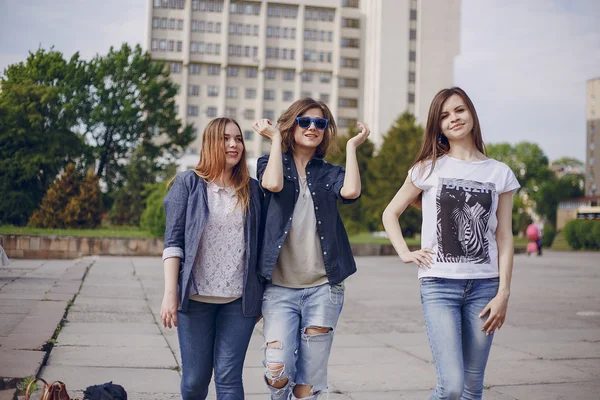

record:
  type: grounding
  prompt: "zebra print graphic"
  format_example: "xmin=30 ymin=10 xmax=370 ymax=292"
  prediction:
xmin=436 ymin=178 xmax=495 ymax=264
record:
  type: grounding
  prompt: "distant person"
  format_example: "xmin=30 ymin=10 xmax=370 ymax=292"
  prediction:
xmin=383 ymin=87 xmax=520 ymax=399
xmin=160 ymin=117 xmax=263 ymax=400
xmin=253 ymin=97 xmax=370 ymax=400
xmin=535 ymin=219 xmax=544 ymax=255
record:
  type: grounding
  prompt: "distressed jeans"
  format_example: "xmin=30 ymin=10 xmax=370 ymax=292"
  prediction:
xmin=177 ymin=298 xmax=256 ymax=400
xmin=420 ymin=277 xmax=499 ymax=400
xmin=262 ymin=283 xmax=344 ymax=400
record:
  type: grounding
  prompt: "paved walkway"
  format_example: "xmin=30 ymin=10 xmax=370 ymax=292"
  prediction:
xmin=1 ymin=252 xmax=599 ymax=399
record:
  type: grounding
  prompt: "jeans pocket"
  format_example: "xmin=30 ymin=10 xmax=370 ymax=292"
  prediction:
xmin=419 ymin=277 xmax=445 ymax=286
xmin=328 ymin=284 xmax=344 ymax=305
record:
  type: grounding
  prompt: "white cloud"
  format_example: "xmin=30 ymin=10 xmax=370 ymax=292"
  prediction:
xmin=456 ymin=0 xmax=600 ymax=161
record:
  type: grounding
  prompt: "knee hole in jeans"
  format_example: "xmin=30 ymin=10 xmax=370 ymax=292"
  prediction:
xmin=294 ymin=384 xmax=318 ymax=398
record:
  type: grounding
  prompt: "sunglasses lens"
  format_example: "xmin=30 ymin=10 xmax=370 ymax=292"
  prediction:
xmin=297 ymin=117 xmax=311 ymax=128
xmin=315 ymin=118 xmax=328 ymax=130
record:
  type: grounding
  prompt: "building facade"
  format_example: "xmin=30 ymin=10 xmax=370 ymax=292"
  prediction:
xmin=586 ymin=77 xmax=600 ymax=197
xmin=145 ymin=0 xmax=461 ymax=170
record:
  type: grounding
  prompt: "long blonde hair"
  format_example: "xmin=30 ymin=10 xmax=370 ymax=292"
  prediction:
xmin=195 ymin=117 xmax=251 ymax=213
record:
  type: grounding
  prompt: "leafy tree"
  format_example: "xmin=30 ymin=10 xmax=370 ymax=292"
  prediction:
xmin=326 ymin=125 xmax=376 ymax=233
xmin=0 ymin=49 xmax=88 ymax=225
xmin=80 ymin=44 xmax=194 ymax=195
xmin=365 ymin=113 xmax=423 ymax=235
xmin=531 ymin=173 xmax=584 ymax=227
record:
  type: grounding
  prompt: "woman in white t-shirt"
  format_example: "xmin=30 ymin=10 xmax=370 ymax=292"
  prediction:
xmin=383 ymin=87 xmax=520 ymax=400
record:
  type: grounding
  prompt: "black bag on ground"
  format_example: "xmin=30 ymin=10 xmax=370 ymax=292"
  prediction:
xmin=83 ymin=382 xmax=127 ymax=400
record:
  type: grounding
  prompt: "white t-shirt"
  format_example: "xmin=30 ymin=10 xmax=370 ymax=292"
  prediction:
xmin=409 ymin=155 xmax=520 ymax=280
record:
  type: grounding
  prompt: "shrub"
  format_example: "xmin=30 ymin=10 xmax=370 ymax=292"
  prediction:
xmin=541 ymin=224 xmax=556 ymax=248
xmin=140 ymin=183 xmax=168 ymax=238
xmin=563 ymin=219 xmax=600 ymax=250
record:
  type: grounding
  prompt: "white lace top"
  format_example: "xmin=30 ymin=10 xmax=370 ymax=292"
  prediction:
xmin=190 ymin=183 xmax=245 ymax=302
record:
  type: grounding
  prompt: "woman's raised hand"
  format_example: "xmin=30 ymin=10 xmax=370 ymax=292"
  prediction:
xmin=347 ymin=121 xmax=370 ymax=148
xmin=253 ymin=119 xmax=281 ymax=141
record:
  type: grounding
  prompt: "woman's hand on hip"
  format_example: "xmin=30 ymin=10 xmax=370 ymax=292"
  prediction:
xmin=398 ymin=248 xmax=434 ymax=269
xmin=160 ymin=291 xmax=179 ymax=329
xmin=479 ymin=293 xmax=509 ymax=335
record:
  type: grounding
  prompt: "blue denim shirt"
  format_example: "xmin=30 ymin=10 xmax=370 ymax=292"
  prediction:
xmin=257 ymin=153 xmax=359 ymax=285
xmin=162 ymin=170 xmax=263 ymax=317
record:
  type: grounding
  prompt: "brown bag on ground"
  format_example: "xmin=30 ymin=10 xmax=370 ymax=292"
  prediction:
xmin=25 ymin=378 xmax=70 ymax=400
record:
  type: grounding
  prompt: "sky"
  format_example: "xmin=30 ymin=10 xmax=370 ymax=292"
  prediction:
xmin=1 ymin=0 xmax=599 ymax=162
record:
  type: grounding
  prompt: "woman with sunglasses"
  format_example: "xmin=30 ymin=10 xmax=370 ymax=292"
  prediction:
xmin=253 ymin=98 xmax=370 ymax=400
xmin=161 ymin=118 xmax=263 ymax=400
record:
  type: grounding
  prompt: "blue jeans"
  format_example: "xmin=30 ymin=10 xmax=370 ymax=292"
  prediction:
xmin=262 ymin=283 xmax=344 ymax=400
xmin=420 ymin=277 xmax=499 ymax=400
xmin=177 ymin=298 xmax=256 ymax=400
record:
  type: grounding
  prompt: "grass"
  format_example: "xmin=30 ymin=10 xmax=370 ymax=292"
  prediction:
xmin=0 ymin=225 xmax=155 ymax=238
xmin=550 ymin=231 xmax=572 ymax=251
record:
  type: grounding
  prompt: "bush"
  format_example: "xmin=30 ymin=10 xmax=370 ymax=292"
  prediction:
xmin=541 ymin=224 xmax=556 ymax=248
xmin=563 ymin=219 xmax=600 ymax=250
xmin=140 ymin=183 xmax=167 ymax=238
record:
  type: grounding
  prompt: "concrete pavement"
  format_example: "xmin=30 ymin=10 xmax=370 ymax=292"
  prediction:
xmin=1 ymin=251 xmax=599 ymax=399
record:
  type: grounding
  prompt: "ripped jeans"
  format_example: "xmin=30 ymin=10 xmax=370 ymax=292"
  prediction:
xmin=261 ymin=283 xmax=344 ymax=400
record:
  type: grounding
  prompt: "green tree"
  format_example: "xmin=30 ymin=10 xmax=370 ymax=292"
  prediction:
xmin=0 ymin=49 xmax=88 ymax=225
xmin=326 ymin=125 xmax=376 ymax=233
xmin=531 ymin=173 xmax=584 ymax=227
xmin=366 ymin=113 xmax=423 ymax=235
xmin=65 ymin=169 xmax=104 ymax=228
xmin=80 ymin=44 xmax=194 ymax=195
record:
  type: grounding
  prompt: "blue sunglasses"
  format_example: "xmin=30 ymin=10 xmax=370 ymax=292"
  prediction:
xmin=295 ymin=116 xmax=329 ymax=131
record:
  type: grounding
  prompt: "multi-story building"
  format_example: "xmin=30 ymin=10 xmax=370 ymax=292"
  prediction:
xmin=145 ymin=0 xmax=461 ymax=170
xmin=586 ymin=77 xmax=600 ymax=197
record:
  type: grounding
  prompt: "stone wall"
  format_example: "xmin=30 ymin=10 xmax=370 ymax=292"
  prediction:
xmin=1 ymin=235 xmax=164 ymax=259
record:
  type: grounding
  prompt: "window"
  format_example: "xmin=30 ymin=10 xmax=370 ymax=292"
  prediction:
xmin=342 ymin=0 xmax=359 ymax=7
xmin=178 ymin=20 xmax=184 ymax=30
xmin=169 ymin=18 xmax=175 ymax=29
xmin=154 ymin=0 xmax=161 ymax=8
xmin=226 ymin=87 xmax=238 ymax=98
xmin=339 ymin=98 xmax=358 ymax=108
xmin=245 ymin=88 xmax=257 ymax=99
xmin=216 ymin=22 xmax=221 ymax=33
xmin=177 ymin=41 xmax=183 ymax=51
xmin=152 ymin=17 xmax=159 ymax=28
xmin=244 ymin=130 xmax=254 ymax=140
xmin=264 ymin=69 xmax=276 ymax=80
xmin=198 ymin=42 xmax=205 ymax=54
xmin=179 ymin=0 xmax=185 ymax=9
xmin=188 ymin=105 xmax=199 ymax=116
xmin=339 ymin=77 xmax=358 ymax=88
xmin=319 ymin=73 xmax=331 ymax=83
xmin=291 ymin=28 xmax=296 ymax=39
xmin=341 ymin=57 xmax=359 ymax=68
xmin=170 ymin=0 xmax=176 ymax=8
xmin=341 ymin=38 xmax=359 ymax=48
xmin=191 ymin=20 xmax=198 ymax=31
xmin=207 ymin=85 xmax=219 ymax=96
xmin=254 ymin=25 xmax=259 ymax=36
xmin=188 ymin=85 xmax=200 ymax=96
xmin=207 ymin=107 xmax=218 ymax=117
xmin=328 ymin=32 xmax=333 ymax=42
xmin=190 ymin=64 xmax=201 ymax=74
xmin=226 ymin=107 xmax=236 ymax=118
xmin=192 ymin=0 xmax=198 ymax=10
xmin=162 ymin=0 xmax=168 ymax=7
xmin=246 ymin=67 xmax=258 ymax=78
xmin=301 ymin=91 xmax=311 ymax=99
xmin=283 ymin=70 xmax=294 ymax=81
xmin=290 ymin=49 xmax=295 ymax=60
xmin=207 ymin=22 xmax=213 ymax=32
xmin=199 ymin=21 xmax=205 ymax=32
xmin=236 ymin=46 xmax=242 ymax=57
xmin=244 ymin=109 xmax=255 ymax=120
xmin=227 ymin=66 xmax=239 ymax=77
xmin=253 ymin=47 xmax=258 ymax=58
xmin=282 ymin=49 xmax=288 ymax=59
xmin=151 ymin=39 xmax=158 ymax=51
xmin=215 ymin=44 xmax=221 ymax=54
xmin=319 ymin=93 xmax=329 ymax=103
xmin=190 ymin=41 xmax=198 ymax=53
xmin=408 ymin=71 xmax=416 ymax=83
xmin=410 ymin=9 xmax=417 ymax=20
xmin=410 ymin=29 xmax=417 ymax=40
xmin=207 ymin=64 xmax=220 ymax=75
xmin=264 ymin=90 xmax=276 ymax=100
xmin=283 ymin=91 xmax=293 ymax=101
xmin=160 ymin=18 xmax=167 ymax=29
xmin=408 ymin=92 xmax=415 ymax=103
xmin=264 ymin=109 xmax=275 ymax=120
xmin=170 ymin=62 xmax=182 ymax=73
xmin=302 ymin=72 xmax=313 ymax=82
xmin=409 ymin=51 xmax=416 ymax=61
xmin=245 ymin=46 xmax=250 ymax=57
xmin=206 ymin=43 xmax=212 ymax=54
xmin=168 ymin=40 xmax=174 ymax=51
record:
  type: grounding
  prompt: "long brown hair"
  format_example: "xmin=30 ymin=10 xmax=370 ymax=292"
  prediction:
xmin=195 ymin=117 xmax=251 ymax=213
xmin=411 ymin=87 xmax=486 ymax=179
xmin=277 ymin=97 xmax=338 ymax=158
